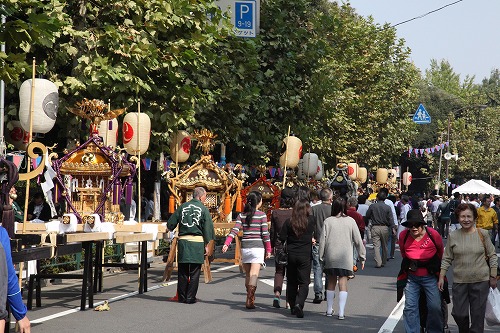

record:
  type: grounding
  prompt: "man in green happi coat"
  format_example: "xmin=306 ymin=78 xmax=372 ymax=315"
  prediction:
xmin=167 ymin=187 xmax=214 ymax=303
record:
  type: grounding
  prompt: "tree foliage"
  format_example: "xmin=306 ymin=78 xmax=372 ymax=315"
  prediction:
xmin=1 ymin=0 xmax=425 ymax=171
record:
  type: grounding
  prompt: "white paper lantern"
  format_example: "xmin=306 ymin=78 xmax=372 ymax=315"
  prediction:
xmin=403 ymin=172 xmax=413 ymax=186
xmin=388 ymin=169 xmax=398 ymax=183
xmin=6 ymin=120 xmax=29 ymax=150
xmin=170 ymin=130 xmax=191 ymax=163
xmin=297 ymin=159 xmax=306 ymax=180
xmin=279 ymin=136 xmax=302 ymax=169
xmin=357 ymin=167 xmax=367 ymax=183
xmin=376 ymin=168 xmax=388 ymax=184
xmin=123 ymin=112 xmax=151 ymax=155
xmin=302 ymin=153 xmax=319 ymax=176
xmin=314 ymin=160 xmax=324 ymax=180
xmin=98 ymin=119 xmax=118 ymax=148
xmin=347 ymin=163 xmax=358 ymax=181
xmin=19 ymin=79 xmax=58 ymax=133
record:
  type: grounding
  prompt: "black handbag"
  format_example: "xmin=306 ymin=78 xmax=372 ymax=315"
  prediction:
xmin=275 ymin=241 xmax=288 ymax=266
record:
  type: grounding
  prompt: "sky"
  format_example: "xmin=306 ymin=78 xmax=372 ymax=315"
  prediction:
xmin=345 ymin=0 xmax=500 ymax=83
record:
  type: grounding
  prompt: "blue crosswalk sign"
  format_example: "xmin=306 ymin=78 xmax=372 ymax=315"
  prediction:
xmin=413 ymin=104 xmax=431 ymax=124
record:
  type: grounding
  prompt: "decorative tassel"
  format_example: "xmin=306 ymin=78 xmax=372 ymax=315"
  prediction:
xmin=235 ymin=193 xmax=242 ymax=213
xmin=125 ymin=183 xmax=133 ymax=205
xmin=223 ymin=195 xmax=231 ymax=215
xmin=113 ymin=183 xmax=121 ymax=205
xmin=169 ymin=195 xmax=175 ymax=213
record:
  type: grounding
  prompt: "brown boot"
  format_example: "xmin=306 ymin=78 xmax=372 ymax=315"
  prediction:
xmin=246 ymin=285 xmax=256 ymax=309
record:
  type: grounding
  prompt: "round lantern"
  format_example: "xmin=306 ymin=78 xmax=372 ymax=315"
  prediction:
xmin=6 ymin=120 xmax=29 ymax=151
xmin=279 ymin=136 xmax=302 ymax=169
xmin=302 ymin=153 xmax=319 ymax=176
xmin=297 ymin=159 xmax=306 ymax=180
xmin=388 ymin=169 xmax=398 ymax=183
xmin=357 ymin=167 xmax=367 ymax=183
xmin=347 ymin=163 xmax=358 ymax=181
xmin=314 ymin=160 xmax=324 ymax=180
xmin=98 ymin=119 xmax=118 ymax=148
xmin=403 ymin=172 xmax=413 ymax=186
xmin=170 ymin=130 xmax=191 ymax=163
xmin=376 ymin=168 xmax=388 ymax=184
xmin=123 ymin=112 xmax=151 ymax=155
xmin=19 ymin=79 xmax=58 ymax=133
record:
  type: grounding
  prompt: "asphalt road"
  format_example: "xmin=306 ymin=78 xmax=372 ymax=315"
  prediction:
xmin=8 ymin=244 xmax=499 ymax=332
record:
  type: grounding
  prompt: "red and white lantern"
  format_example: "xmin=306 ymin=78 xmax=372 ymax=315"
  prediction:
xmin=19 ymin=79 xmax=58 ymax=133
xmin=403 ymin=172 xmax=412 ymax=186
xmin=302 ymin=153 xmax=319 ymax=177
xmin=6 ymin=121 xmax=29 ymax=151
xmin=279 ymin=136 xmax=302 ymax=169
xmin=314 ymin=160 xmax=324 ymax=180
xmin=123 ymin=112 xmax=151 ymax=155
xmin=347 ymin=163 xmax=358 ymax=181
xmin=98 ymin=119 xmax=118 ymax=148
xmin=170 ymin=130 xmax=191 ymax=163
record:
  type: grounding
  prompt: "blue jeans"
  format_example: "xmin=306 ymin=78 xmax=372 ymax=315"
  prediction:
xmin=312 ymin=244 xmax=323 ymax=297
xmin=403 ymin=274 xmax=443 ymax=333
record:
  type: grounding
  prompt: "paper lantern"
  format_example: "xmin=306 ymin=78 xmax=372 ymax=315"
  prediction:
xmin=170 ymin=130 xmax=191 ymax=163
xmin=376 ymin=168 xmax=388 ymax=184
xmin=357 ymin=167 xmax=367 ymax=183
xmin=19 ymin=79 xmax=58 ymax=133
xmin=279 ymin=136 xmax=302 ymax=169
xmin=314 ymin=160 xmax=324 ymax=180
xmin=98 ymin=119 xmax=118 ymax=148
xmin=302 ymin=153 xmax=319 ymax=176
xmin=297 ymin=159 xmax=306 ymax=180
xmin=347 ymin=163 xmax=358 ymax=181
xmin=6 ymin=120 xmax=29 ymax=150
xmin=388 ymin=169 xmax=398 ymax=183
xmin=403 ymin=172 xmax=413 ymax=186
xmin=123 ymin=112 xmax=151 ymax=155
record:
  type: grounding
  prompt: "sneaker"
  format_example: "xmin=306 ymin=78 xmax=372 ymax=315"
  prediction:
xmin=294 ymin=305 xmax=304 ymax=318
xmin=338 ymin=315 xmax=345 ymax=320
xmin=312 ymin=295 xmax=323 ymax=304
xmin=325 ymin=311 xmax=334 ymax=317
xmin=272 ymin=298 xmax=280 ymax=308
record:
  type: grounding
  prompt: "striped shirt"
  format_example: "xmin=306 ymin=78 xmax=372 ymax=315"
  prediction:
xmin=224 ymin=210 xmax=272 ymax=252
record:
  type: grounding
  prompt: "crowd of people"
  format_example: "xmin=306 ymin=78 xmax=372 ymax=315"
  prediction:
xmin=3 ymin=183 xmax=499 ymax=332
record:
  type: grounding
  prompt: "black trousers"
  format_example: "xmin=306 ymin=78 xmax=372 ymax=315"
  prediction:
xmin=286 ymin=255 xmax=311 ymax=309
xmin=177 ymin=263 xmax=201 ymax=303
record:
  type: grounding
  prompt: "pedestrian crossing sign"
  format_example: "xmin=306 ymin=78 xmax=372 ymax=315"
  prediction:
xmin=413 ymin=104 xmax=431 ymax=124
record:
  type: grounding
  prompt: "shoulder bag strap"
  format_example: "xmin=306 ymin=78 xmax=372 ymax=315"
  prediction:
xmin=477 ymin=228 xmax=489 ymax=259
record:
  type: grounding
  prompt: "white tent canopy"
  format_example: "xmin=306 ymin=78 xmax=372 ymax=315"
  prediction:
xmin=451 ymin=179 xmax=500 ymax=196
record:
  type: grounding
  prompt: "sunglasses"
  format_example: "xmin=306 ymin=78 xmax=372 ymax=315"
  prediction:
xmin=408 ymin=224 xmax=424 ymax=229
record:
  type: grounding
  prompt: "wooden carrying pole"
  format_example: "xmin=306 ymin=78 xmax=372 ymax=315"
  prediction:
xmin=281 ymin=126 xmax=291 ymax=189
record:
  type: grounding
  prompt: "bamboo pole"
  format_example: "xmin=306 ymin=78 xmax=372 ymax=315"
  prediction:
xmin=137 ymin=101 xmax=141 ymax=223
xmin=281 ymin=126 xmax=291 ymax=189
xmin=22 ymin=58 xmax=36 ymax=231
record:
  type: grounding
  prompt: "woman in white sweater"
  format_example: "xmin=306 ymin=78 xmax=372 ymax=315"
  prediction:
xmin=319 ymin=197 xmax=366 ymax=319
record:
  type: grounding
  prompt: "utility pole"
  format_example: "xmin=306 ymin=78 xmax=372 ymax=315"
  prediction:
xmin=445 ymin=113 xmax=451 ymax=195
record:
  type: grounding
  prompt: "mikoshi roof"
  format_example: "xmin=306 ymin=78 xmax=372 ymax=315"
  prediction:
xmin=451 ymin=179 xmax=500 ymax=196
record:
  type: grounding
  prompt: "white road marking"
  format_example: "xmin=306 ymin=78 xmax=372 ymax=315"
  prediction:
xmin=29 ymin=265 xmax=239 ymax=324
xmin=377 ymin=295 xmax=405 ymax=333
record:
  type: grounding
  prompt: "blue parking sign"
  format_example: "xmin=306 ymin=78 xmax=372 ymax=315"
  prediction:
xmin=234 ymin=1 xmax=256 ymax=37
